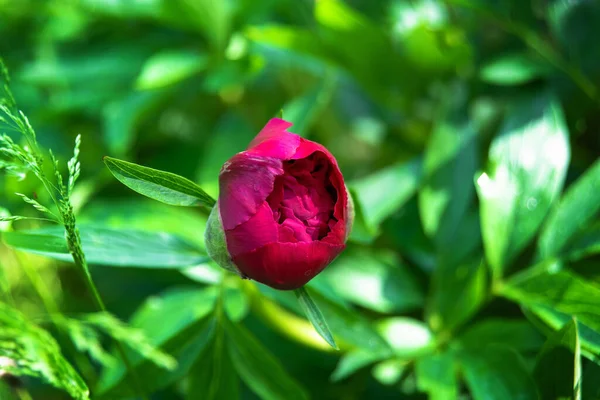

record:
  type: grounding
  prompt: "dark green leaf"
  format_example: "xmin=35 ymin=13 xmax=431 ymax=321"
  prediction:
xmin=282 ymin=74 xmax=336 ymax=135
xmin=3 ymin=225 xmax=207 ymax=268
xmin=476 ymin=95 xmax=570 ymax=277
xmin=427 ymin=258 xmax=486 ymax=333
xmin=457 ymin=318 xmax=543 ymax=352
xmin=538 ymin=159 xmax=600 ymax=259
xmin=533 ymin=318 xmax=581 ymax=400
xmin=97 ymin=288 xmax=218 ymax=398
xmin=459 ymin=345 xmax=538 ymax=400
xmin=419 ymin=113 xmax=477 ymax=249
xmin=415 ymin=352 xmax=458 ymax=400
xmin=186 ymin=320 xmax=239 ymax=400
xmin=0 ymin=302 xmax=89 ymax=400
xmin=223 ymin=318 xmax=309 ymax=400
xmin=104 ymin=156 xmax=216 ymax=208
xmin=294 ymin=286 xmax=338 ymax=349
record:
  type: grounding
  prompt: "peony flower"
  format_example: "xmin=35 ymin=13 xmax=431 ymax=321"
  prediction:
xmin=205 ymin=118 xmax=352 ymax=290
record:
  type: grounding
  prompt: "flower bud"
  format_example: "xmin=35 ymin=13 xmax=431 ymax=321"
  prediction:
xmin=205 ymin=118 xmax=352 ymax=290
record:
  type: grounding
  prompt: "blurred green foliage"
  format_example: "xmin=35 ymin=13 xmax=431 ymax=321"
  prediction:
xmin=1 ymin=0 xmax=600 ymax=399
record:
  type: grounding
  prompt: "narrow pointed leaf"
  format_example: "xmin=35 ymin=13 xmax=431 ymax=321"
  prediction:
xmin=104 ymin=156 xmax=215 ymax=208
xmin=294 ymin=286 xmax=338 ymax=350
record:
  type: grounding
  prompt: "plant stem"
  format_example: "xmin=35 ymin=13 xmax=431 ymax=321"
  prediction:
xmin=63 ymin=206 xmax=148 ymax=400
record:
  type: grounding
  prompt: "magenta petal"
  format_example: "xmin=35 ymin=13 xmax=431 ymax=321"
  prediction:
xmin=219 ymin=153 xmax=283 ymax=230
xmin=233 ymin=241 xmax=345 ymax=290
xmin=246 ymin=118 xmax=301 ymax=159
xmin=225 ymin=202 xmax=278 ymax=257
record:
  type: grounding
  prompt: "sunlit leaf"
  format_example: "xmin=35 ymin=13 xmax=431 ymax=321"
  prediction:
xmin=104 ymin=156 xmax=216 ymax=208
xmin=376 ymin=318 xmax=434 ymax=358
xmin=480 ymin=52 xmax=551 ymax=85
xmin=476 ymin=95 xmax=570 ymax=277
xmin=350 ymin=157 xmax=422 ymax=236
xmin=319 ymin=246 xmax=423 ymax=314
xmin=135 ymin=50 xmax=208 ymax=90
xmin=3 ymin=225 xmax=207 ymax=268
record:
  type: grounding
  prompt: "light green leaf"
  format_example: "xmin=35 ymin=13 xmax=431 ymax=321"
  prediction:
xmin=331 ymin=348 xmax=392 ymax=382
xmin=223 ymin=286 xmax=250 ymax=322
xmin=500 ymin=265 xmax=600 ymax=336
xmin=476 ymin=95 xmax=570 ymax=277
xmin=0 ymin=302 xmax=89 ymax=400
xmin=457 ymin=318 xmax=543 ymax=352
xmin=419 ymin=114 xmax=477 ymax=249
xmin=104 ymin=156 xmax=215 ymax=208
xmin=480 ymin=52 xmax=551 ymax=85
xmin=415 ymin=352 xmax=458 ymax=400
xmin=524 ymin=304 xmax=600 ymax=362
xmin=224 ymin=317 xmax=309 ymax=400
xmin=350 ymin=157 xmax=422 ymax=236
xmin=319 ymin=246 xmax=423 ymax=314
xmin=533 ymin=318 xmax=581 ymax=400
xmin=3 ymin=225 xmax=207 ymax=268
xmin=376 ymin=318 xmax=434 ymax=358
xmin=294 ymin=286 xmax=338 ymax=350
xmin=459 ymin=345 xmax=538 ymax=400
xmin=372 ymin=359 xmax=407 ymax=386
xmin=97 ymin=287 xmax=218 ymax=398
xmin=136 ymin=50 xmax=208 ymax=90
xmin=538 ymin=159 xmax=600 ymax=259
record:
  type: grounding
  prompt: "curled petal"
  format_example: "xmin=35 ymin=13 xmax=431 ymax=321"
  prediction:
xmin=247 ymin=118 xmax=301 ymax=159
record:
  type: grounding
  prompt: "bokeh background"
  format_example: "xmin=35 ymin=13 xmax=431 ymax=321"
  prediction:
xmin=1 ymin=0 xmax=600 ymax=399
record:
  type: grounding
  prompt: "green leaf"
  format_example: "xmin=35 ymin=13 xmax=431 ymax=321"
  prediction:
xmin=3 ymin=225 xmax=207 ymax=268
xmin=582 ymin=361 xmax=600 ymax=399
xmin=538 ymin=159 xmax=600 ymax=259
xmin=480 ymin=52 xmax=551 ymax=85
xmin=97 ymin=287 xmax=218 ymax=398
xmin=457 ymin=318 xmax=544 ymax=352
xmin=282 ymin=74 xmax=336 ymax=135
xmin=372 ymin=359 xmax=407 ymax=386
xmin=499 ymin=265 xmax=600 ymax=336
xmin=223 ymin=317 xmax=309 ymax=400
xmin=0 ymin=302 xmax=90 ymax=400
xmin=319 ymin=246 xmax=423 ymax=314
xmin=415 ymin=352 xmax=458 ymax=400
xmin=524 ymin=304 xmax=600 ymax=362
xmin=331 ymin=348 xmax=392 ymax=382
xmin=136 ymin=50 xmax=208 ymax=90
xmin=459 ymin=345 xmax=539 ymax=400
xmin=427 ymin=257 xmax=486 ymax=333
xmin=294 ymin=286 xmax=338 ymax=350
xmin=223 ymin=286 xmax=250 ymax=322
xmin=563 ymin=223 xmax=600 ymax=261
xmin=419 ymin=113 xmax=477 ymax=250
xmin=533 ymin=318 xmax=581 ymax=400
xmin=305 ymin=289 xmax=390 ymax=353
xmin=376 ymin=318 xmax=435 ymax=358
xmin=350 ymin=157 xmax=422 ymax=236
xmin=104 ymin=156 xmax=215 ymax=208
xmin=186 ymin=319 xmax=239 ymax=400
xmin=476 ymin=95 xmax=570 ymax=277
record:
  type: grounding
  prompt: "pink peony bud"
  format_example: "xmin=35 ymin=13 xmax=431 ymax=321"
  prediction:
xmin=205 ymin=118 xmax=352 ymax=290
